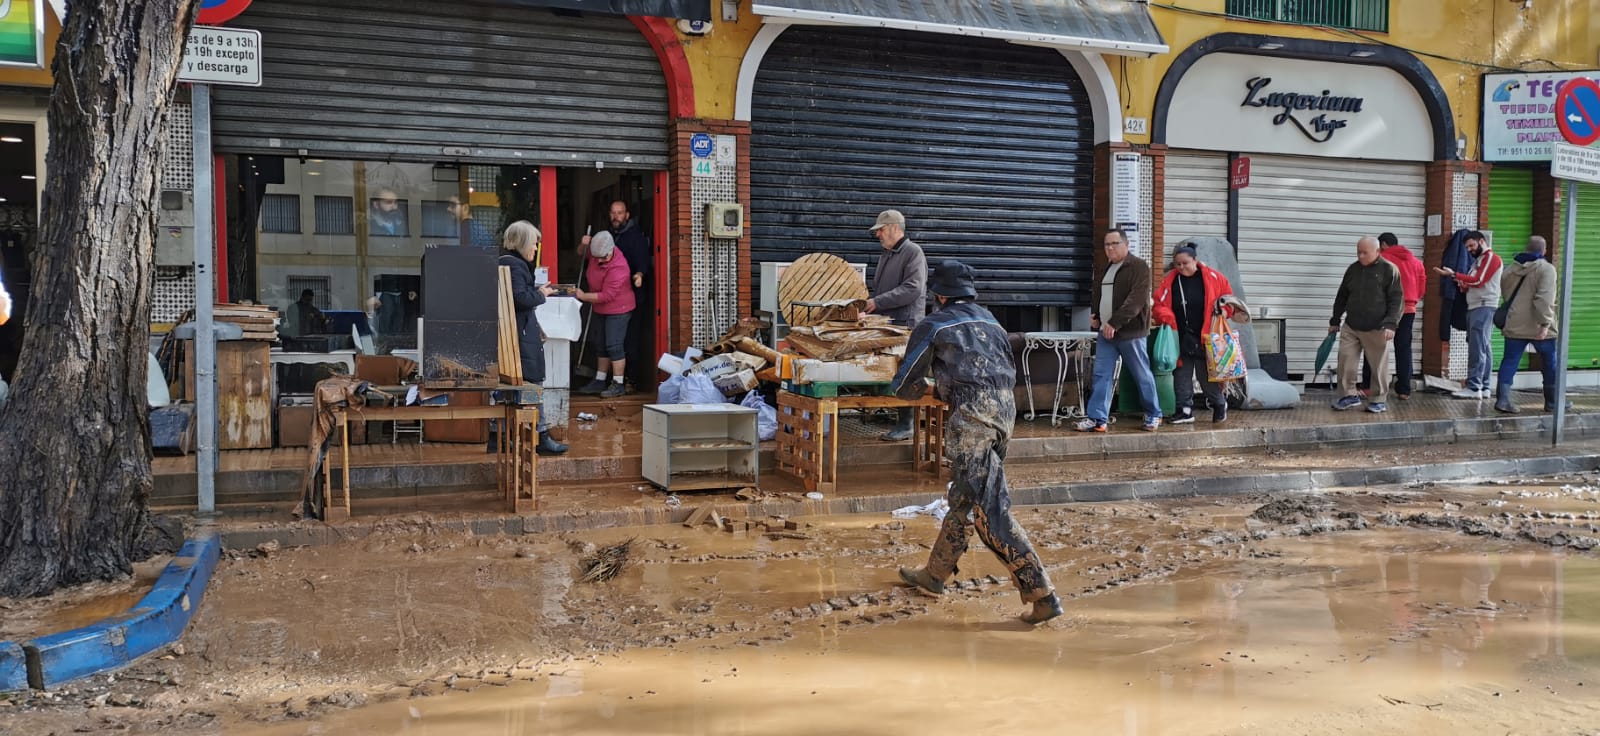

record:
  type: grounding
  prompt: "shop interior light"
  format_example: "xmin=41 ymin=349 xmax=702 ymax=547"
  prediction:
xmin=1350 ymin=49 xmax=1377 ymax=57
xmin=0 ymin=136 xmax=22 ymax=143
xmin=307 ymin=171 xmax=321 ymax=176
xmin=1257 ymin=42 xmax=1283 ymax=50
xmin=20 ymin=175 xmax=35 ymax=180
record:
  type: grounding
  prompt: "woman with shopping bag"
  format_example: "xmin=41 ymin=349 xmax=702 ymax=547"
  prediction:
xmin=1152 ymin=246 xmax=1242 ymax=424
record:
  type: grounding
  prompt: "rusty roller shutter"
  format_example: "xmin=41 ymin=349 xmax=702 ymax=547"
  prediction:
xmin=213 ymin=0 xmax=669 ymax=168
xmin=750 ymin=27 xmax=1096 ymax=308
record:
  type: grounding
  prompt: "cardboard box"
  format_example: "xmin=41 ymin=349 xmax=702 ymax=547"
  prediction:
xmin=791 ymin=354 xmax=899 ymax=384
xmin=355 ymin=355 xmax=415 ymax=386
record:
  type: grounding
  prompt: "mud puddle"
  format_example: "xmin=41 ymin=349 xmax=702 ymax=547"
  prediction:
xmin=232 ymin=531 xmax=1600 ymax=736
xmin=0 ymin=557 xmax=168 ymax=642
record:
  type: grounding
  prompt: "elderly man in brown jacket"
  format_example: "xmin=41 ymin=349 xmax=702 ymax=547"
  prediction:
xmin=1495 ymin=236 xmax=1561 ymax=414
xmin=1075 ymin=228 xmax=1163 ymax=433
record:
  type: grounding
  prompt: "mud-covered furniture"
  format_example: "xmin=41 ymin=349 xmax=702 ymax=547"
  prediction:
xmin=774 ymin=391 xmax=947 ymax=493
xmin=642 ymin=403 xmax=759 ymax=492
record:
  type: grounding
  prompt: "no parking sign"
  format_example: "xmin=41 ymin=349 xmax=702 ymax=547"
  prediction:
xmin=1555 ymin=78 xmax=1600 ymax=147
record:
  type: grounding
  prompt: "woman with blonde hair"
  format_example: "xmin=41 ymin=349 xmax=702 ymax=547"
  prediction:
xmin=500 ymin=220 xmax=567 ymax=455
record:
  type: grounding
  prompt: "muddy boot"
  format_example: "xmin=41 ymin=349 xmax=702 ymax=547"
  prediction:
xmin=1544 ymin=385 xmax=1573 ymax=413
xmin=1495 ymin=384 xmax=1518 ymax=414
xmin=881 ymin=409 xmax=914 ymax=442
xmin=1021 ymin=594 xmax=1063 ymax=625
xmin=537 ymin=431 xmax=568 ymax=456
xmin=898 ymin=566 xmax=945 ymax=595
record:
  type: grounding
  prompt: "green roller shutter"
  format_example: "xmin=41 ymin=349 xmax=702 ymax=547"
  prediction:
xmin=1487 ymin=167 xmax=1534 ymax=369
xmin=1562 ymin=182 xmax=1600 ymax=370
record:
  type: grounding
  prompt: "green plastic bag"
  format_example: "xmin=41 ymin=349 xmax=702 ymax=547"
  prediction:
xmin=1151 ymin=326 xmax=1178 ymax=374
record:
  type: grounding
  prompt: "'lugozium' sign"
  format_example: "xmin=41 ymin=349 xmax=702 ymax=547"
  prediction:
xmin=1239 ymin=77 xmax=1366 ymax=142
xmin=1165 ymin=52 xmax=1431 ymax=161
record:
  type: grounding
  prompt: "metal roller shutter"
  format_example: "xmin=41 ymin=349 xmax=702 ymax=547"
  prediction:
xmin=749 ymin=27 xmax=1094 ymax=308
xmin=1236 ymin=155 xmax=1426 ymax=377
xmin=213 ymin=0 xmax=669 ymax=168
xmin=1162 ymin=152 xmax=1229 ymax=258
xmin=1562 ymin=182 xmax=1600 ymax=370
xmin=1487 ymin=167 xmax=1535 ymax=368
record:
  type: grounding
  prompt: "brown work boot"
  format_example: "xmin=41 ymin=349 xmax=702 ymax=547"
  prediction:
xmin=898 ymin=566 xmax=945 ymax=595
xmin=1021 ymin=595 xmax=1064 ymax=625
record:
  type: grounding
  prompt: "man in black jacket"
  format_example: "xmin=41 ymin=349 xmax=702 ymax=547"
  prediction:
xmin=1329 ymin=236 xmax=1404 ymax=413
xmin=892 ymin=260 xmax=1062 ymax=626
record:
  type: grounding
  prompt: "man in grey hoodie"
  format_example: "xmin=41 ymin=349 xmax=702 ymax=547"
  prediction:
xmin=865 ymin=209 xmax=927 ymax=441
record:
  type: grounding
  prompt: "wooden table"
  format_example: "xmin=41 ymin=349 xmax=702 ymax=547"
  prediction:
xmin=324 ymin=403 xmax=539 ymax=519
xmin=774 ymin=391 xmax=947 ymax=493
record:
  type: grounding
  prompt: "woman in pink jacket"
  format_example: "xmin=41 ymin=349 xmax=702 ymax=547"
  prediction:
xmin=576 ymin=231 xmax=636 ymax=399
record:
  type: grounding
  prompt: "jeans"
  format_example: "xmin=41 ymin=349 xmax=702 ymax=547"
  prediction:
xmin=1496 ymin=337 xmax=1558 ymax=392
xmin=1363 ymin=312 xmax=1414 ymax=396
xmin=1088 ymin=334 xmax=1161 ymax=423
xmin=1173 ymin=356 xmax=1224 ymax=413
xmin=1465 ymin=307 xmax=1496 ymax=391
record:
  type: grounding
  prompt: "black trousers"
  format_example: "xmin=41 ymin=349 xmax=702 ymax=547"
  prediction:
xmin=1361 ymin=312 xmax=1414 ymax=395
xmin=1173 ymin=356 xmax=1224 ymax=413
xmin=624 ymin=286 xmax=653 ymax=384
xmin=923 ymin=390 xmax=1054 ymax=604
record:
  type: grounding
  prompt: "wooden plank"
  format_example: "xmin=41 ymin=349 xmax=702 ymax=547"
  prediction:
xmin=497 ymin=266 xmax=523 ymax=385
xmin=213 ymin=341 xmax=272 ymax=450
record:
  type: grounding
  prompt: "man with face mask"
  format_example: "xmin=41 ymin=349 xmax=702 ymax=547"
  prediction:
xmin=1435 ymin=231 xmax=1502 ymax=399
xmin=1330 ymin=236 xmax=1404 ymax=413
xmin=892 ymin=260 xmax=1062 ymax=626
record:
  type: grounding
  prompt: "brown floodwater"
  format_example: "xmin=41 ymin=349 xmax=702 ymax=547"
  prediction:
xmin=232 ymin=530 xmax=1600 ymax=736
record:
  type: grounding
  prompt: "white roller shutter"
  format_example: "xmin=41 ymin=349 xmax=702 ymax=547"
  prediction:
xmin=1236 ymin=155 xmax=1426 ymax=378
xmin=1163 ymin=152 xmax=1230 ymax=258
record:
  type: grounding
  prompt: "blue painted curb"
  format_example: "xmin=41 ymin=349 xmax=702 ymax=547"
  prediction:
xmin=0 ymin=532 xmax=221 ymax=691
xmin=0 ymin=641 xmax=26 ymax=692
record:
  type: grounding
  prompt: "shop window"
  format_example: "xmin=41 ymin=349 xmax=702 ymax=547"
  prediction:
xmin=261 ymin=194 xmax=300 ymax=234
xmin=420 ymin=200 xmax=458 ymax=239
xmin=287 ymin=276 xmax=331 ymax=309
xmin=314 ymin=196 xmax=354 ymax=235
xmin=1224 ymin=0 xmax=1388 ymax=32
xmin=368 ymin=196 xmax=410 ymax=237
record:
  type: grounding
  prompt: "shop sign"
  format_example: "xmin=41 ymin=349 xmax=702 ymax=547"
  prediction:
xmin=1483 ymin=70 xmax=1600 ymax=162
xmin=178 ymin=26 xmax=262 ymax=87
xmin=1240 ymin=77 xmax=1365 ymax=143
xmin=1166 ymin=53 xmax=1431 ymax=162
xmin=1230 ymin=156 xmax=1250 ymax=189
xmin=0 ymin=0 xmax=46 ymax=69
xmin=1110 ymin=152 xmax=1142 ymax=259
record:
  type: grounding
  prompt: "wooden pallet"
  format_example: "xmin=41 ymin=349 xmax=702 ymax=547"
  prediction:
xmin=781 ymin=380 xmax=893 ymax=398
xmin=497 ymin=406 xmax=540 ymax=513
xmin=774 ymin=390 xmax=947 ymax=493
xmin=496 ymin=266 xmax=523 ymax=385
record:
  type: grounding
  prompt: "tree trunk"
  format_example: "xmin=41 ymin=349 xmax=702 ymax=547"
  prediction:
xmin=0 ymin=0 xmax=196 ymax=598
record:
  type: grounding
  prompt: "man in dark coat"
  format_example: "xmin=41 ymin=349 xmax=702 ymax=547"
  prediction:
xmin=892 ymin=260 xmax=1062 ymax=626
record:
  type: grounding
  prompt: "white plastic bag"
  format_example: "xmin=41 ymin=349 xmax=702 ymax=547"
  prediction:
xmin=657 ymin=374 xmax=684 ymax=405
xmin=678 ymin=373 xmax=725 ymax=405
xmin=741 ymin=391 xmax=777 ymax=441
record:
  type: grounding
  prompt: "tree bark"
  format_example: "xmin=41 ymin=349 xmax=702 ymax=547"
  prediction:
xmin=0 ymin=0 xmax=196 ymax=597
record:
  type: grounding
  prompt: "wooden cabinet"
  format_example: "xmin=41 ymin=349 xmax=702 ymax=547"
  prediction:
xmin=184 ymin=340 xmax=272 ymax=450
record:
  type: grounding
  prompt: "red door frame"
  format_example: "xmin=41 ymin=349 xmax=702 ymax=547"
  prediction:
xmin=653 ymin=170 xmax=669 ymax=375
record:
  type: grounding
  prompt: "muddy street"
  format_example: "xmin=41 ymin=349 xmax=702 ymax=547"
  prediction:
xmin=4 ymin=477 xmax=1600 ymax=735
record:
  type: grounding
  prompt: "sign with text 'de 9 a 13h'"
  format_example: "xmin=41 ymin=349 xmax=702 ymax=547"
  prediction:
xmin=1552 ymin=142 xmax=1600 ymax=185
xmin=178 ymin=26 xmax=262 ymax=86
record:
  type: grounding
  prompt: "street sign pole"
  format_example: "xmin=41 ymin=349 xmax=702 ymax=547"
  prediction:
xmin=193 ymin=83 xmax=217 ymax=513
xmin=1554 ymin=179 xmax=1577 ymax=446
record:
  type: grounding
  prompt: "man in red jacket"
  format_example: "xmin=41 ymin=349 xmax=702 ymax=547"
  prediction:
xmin=1361 ymin=233 xmax=1426 ymax=399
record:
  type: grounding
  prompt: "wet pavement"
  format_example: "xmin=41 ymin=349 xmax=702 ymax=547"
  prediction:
xmin=5 ymin=476 xmax=1600 ymax=735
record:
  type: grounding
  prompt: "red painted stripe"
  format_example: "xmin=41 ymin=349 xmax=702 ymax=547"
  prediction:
xmin=629 ymin=15 xmax=695 ymax=119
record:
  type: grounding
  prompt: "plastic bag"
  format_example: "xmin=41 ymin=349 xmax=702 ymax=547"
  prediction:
xmin=679 ymin=373 xmax=726 ymax=405
xmin=741 ymin=390 xmax=778 ymax=441
xmin=1205 ymin=314 xmax=1248 ymax=383
xmin=657 ymin=374 xmax=684 ymax=404
xmin=1151 ymin=326 xmax=1178 ymax=374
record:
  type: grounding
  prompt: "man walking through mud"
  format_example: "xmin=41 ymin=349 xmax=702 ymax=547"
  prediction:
xmin=892 ymin=260 xmax=1063 ymax=625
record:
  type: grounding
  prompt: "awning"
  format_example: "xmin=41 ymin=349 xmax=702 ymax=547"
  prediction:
xmin=750 ymin=0 xmax=1167 ymax=57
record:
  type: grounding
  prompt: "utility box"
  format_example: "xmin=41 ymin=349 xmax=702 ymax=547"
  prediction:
xmin=705 ymin=202 xmax=743 ymax=239
xmin=642 ymin=403 xmax=758 ymax=492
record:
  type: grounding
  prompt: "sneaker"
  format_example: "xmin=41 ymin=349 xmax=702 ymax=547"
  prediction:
xmin=1142 ymin=418 xmax=1161 ymax=432
xmin=577 ymin=379 xmax=608 ymax=396
xmin=1495 ymin=401 xmax=1520 ymax=414
xmin=881 ymin=427 xmax=913 ymax=442
xmin=1170 ymin=408 xmax=1196 ymax=425
xmin=1451 ymin=387 xmax=1484 ymax=399
xmin=1212 ymin=405 xmax=1228 ymax=424
xmin=1366 ymin=402 xmax=1388 ymax=413
xmin=1073 ymin=418 xmax=1107 ymax=433
xmin=599 ymin=382 xmax=627 ymax=398
xmin=1332 ymin=395 xmax=1362 ymax=411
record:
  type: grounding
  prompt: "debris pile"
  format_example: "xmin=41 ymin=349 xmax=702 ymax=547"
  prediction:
xmin=213 ymin=302 xmax=280 ymax=341
xmin=577 ymin=538 xmax=635 ymax=583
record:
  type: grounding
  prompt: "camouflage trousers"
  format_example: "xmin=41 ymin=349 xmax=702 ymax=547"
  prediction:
xmin=923 ymin=398 xmax=1054 ymax=604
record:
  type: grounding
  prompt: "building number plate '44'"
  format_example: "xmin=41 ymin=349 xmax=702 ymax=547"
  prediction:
xmin=692 ymin=159 xmax=717 ymax=178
